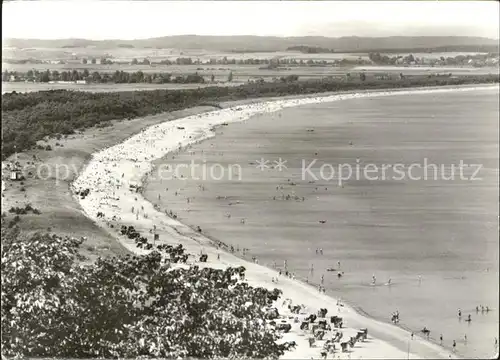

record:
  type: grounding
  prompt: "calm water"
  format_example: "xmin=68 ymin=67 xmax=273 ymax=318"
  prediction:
xmin=144 ymin=88 xmax=499 ymax=359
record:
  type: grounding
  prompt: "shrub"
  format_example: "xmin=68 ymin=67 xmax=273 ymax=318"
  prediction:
xmin=1 ymin=231 xmax=292 ymax=358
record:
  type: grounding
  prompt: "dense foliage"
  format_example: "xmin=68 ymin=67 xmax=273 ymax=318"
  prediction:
xmin=2 ymin=69 xmax=206 ymax=84
xmin=368 ymin=51 xmax=499 ymax=66
xmin=2 ymin=74 xmax=498 ymax=160
xmin=1 ymin=227 xmax=291 ymax=358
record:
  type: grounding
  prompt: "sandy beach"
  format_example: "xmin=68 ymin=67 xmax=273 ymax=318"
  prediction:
xmin=70 ymin=85 xmax=497 ymax=359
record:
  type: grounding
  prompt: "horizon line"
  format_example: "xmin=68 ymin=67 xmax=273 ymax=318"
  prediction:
xmin=4 ymin=34 xmax=500 ymax=42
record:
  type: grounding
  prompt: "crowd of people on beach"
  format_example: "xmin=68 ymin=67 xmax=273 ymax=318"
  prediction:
xmin=69 ymin=90 xmax=499 ymax=360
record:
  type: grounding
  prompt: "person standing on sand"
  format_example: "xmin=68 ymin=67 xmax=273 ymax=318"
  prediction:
xmin=372 ymin=274 xmax=376 ymax=285
xmin=440 ymin=334 xmax=443 ymax=345
xmin=452 ymin=340 xmax=456 ymax=352
xmin=320 ymin=248 xmax=323 ymax=255
xmin=321 ymin=274 xmax=324 ymax=285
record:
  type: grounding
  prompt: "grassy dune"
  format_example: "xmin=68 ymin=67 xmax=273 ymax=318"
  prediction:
xmin=1 ymin=106 xmax=216 ymax=260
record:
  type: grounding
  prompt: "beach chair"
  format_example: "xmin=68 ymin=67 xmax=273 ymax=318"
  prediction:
xmin=199 ymin=254 xmax=208 ymax=262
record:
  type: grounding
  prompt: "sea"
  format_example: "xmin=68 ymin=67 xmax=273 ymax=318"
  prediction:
xmin=143 ymin=87 xmax=499 ymax=359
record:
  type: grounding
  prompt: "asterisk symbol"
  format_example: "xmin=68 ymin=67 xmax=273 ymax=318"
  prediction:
xmin=255 ymin=158 xmax=270 ymax=171
xmin=273 ymin=158 xmax=287 ymax=171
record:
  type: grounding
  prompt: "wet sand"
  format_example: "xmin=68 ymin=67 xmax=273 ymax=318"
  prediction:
xmin=144 ymin=87 xmax=499 ymax=359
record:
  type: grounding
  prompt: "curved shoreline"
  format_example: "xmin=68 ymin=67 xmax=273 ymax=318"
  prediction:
xmin=72 ymin=85 xmax=497 ymax=359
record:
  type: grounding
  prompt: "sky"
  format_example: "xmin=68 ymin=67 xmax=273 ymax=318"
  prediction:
xmin=2 ymin=1 xmax=499 ymax=41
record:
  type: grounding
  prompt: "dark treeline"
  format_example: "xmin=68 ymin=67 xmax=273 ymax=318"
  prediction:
xmin=358 ymin=44 xmax=500 ymax=54
xmin=286 ymin=45 xmax=335 ymax=53
xmin=2 ymin=69 xmax=205 ymax=84
xmin=2 ymin=74 xmax=498 ymax=160
xmin=368 ymin=52 xmax=499 ymax=66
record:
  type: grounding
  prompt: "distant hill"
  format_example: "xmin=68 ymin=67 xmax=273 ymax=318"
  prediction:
xmin=4 ymin=35 xmax=499 ymax=53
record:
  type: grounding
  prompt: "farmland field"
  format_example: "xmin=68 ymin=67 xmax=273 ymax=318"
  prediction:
xmin=2 ymin=46 xmax=372 ymax=63
xmin=2 ymin=46 xmax=490 ymax=63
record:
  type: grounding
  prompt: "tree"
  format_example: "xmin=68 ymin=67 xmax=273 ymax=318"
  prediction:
xmin=40 ymin=70 xmax=50 ymax=83
xmin=91 ymin=58 xmax=97 ymax=64
xmin=71 ymin=70 xmax=80 ymax=81
xmin=131 ymin=58 xmax=138 ymax=65
xmin=92 ymin=71 xmax=102 ymax=82
xmin=359 ymin=72 xmax=366 ymax=81
xmin=211 ymin=74 xmax=215 ymax=83
xmin=82 ymin=58 xmax=87 ymax=64
xmin=61 ymin=71 xmax=69 ymax=81
xmin=227 ymin=71 xmax=233 ymax=82
xmin=82 ymin=69 xmax=90 ymax=78
xmin=1 ymin=230 xmax=292 ymax=359
xmin=51 ymin=70 xmax=60 ymax=81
